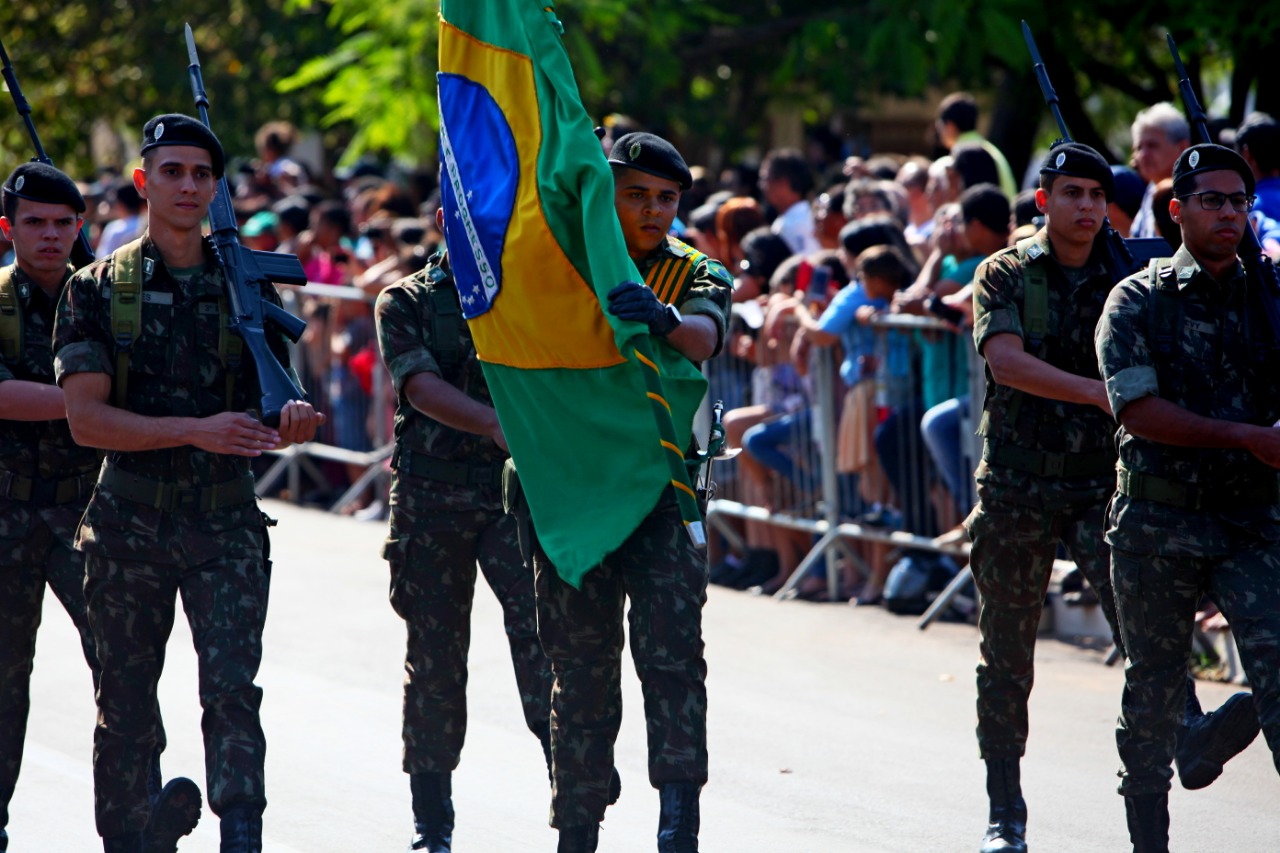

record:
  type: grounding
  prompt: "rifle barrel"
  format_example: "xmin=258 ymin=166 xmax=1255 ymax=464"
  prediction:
xmin=1 ymin=35 xmax=93 ymax=266
xmin=1021 ymin=21 xmax=1071 ymax=142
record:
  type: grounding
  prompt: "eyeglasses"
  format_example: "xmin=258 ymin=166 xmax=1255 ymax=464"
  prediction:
xmin=1178 ymin=191 xmax=1256 ymax=212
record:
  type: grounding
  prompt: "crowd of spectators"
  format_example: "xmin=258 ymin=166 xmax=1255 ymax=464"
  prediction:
xmin=685 ymin=94 xmax=1280 ymax=617
xmin=6 ymin=95 xmax=1277 ymax=571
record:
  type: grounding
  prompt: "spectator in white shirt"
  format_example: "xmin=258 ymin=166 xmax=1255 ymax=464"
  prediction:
xmin=759 ymin=148 xmax=820 ymax=254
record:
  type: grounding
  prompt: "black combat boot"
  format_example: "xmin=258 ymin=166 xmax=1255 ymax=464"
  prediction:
xmin=218 ymin=804 xmax=263 ymax=853
xmin=408 ymin=772 xmax=454 ymax=852
xmin=979 ymin=757 xmax=1027 ymax=853
xmin=143 ymin=777 xmax=202 ymax=853
xmin=1174 ymin=690 xmax=1259 ymax=789
xmin=656 ymin=782 xmax=700 ymax=853
xmin=102 ymin=832 xmax=144 ymax=853
xmin=1124 ymin=792 xmax=1169 ymax=853
xmin=556 ymin=824 xmax=599 ymax=853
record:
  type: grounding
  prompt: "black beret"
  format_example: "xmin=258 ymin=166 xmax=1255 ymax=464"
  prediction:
xmin=1040 ymin=142 xmax=1113 ymax=200
xmin=3 ymin=162 xmax=86 ymax=213
xmin=1172 ymin=143 xmax=1255 ymax=196
xmin=608 ymin=132 xmax=691 ymax=191
xmin=140 ymin=113 xmax=225 ymax=178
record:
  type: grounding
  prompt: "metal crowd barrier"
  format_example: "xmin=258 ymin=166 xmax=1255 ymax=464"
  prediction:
xmin=704 ymin=311 xmax=983 ymax=606
xmin=256 ymin=281 xmax=394 ymax=514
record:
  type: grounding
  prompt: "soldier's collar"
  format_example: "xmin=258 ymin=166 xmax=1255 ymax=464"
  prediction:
xmin=7 ymin=261 xmax=74 ymax=301
xmin=1015 ymin=228 xmax=1052 ymax=264
xmin=1170 ymin=244 xmax=1243 ymax=291
xmin=1020 ymin=227 xmax=1108 ymax=276
xmin=634 ymin=237 xmax=675 ymax=268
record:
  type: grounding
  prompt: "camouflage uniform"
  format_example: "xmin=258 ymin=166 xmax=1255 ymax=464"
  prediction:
xmin=53 ymin=236 xmax=282 ymax=837
xmin=1097 ymin=245 xmax=1280 ymax=793
xmin=965 ymin=228 xmax=1125 ymax=758
xmin=374 ymin=253 xmax=553 ymax=774
xmin=0 ymin=264 xmax=100 ymax=834
xmin=534 ymin=235 xmax=731 ymax=827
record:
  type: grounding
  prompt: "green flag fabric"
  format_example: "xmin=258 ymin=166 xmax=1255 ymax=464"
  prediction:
xmin=437 ymin=0 xmax=707 ymax=587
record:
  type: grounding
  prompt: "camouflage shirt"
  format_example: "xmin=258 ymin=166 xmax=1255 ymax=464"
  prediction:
xmin=53 ymin=235 xmax=288 ymax=487
xmin=0 ymin=263 xmax=101 ymax=482
xmin=971 ymin=228 xmax=1119 ymax=503
xmin=1096 ymin=244 xmax=1280 ymax=555
xmin=634 ymin=235 xmax=734 ymax=359
xmin=0 ymin=263 xmax=101 ymax=545
xmin=375 ymin=252 xmax=505 ymax=512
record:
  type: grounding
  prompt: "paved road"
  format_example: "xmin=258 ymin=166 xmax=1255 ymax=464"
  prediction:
xmin=12 ymin=500 xmax=1278 ymax=851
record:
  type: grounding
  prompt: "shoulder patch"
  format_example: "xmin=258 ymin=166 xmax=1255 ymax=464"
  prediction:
xmin=705 ymin=259 xmax=734 ymax=286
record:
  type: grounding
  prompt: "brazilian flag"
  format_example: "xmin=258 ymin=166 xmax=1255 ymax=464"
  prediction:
xmin=437 ymin=0 xmax=707 ymax=587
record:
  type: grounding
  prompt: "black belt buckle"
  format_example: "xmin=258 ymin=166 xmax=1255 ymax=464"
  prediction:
xmin=1041 ymin=453 xmax=1064 ymax=477
xmin=28 ymin=478 xmax=58 ymax=504
xmin=470 ymin=463 xmax=500 ymax=489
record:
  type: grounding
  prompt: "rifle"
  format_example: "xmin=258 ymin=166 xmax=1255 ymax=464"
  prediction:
xmin=183 ymin=23 xmax=309 ymax=427
xmin=0 ymin=36 xmax=95 ymax=268
xmin=1021 ymin=21 xmax=1169 ymax=274
xmin=1166 ymin=33 xmax=1280 ymax=345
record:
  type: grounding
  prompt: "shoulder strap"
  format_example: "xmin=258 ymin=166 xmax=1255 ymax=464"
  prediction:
xmin=1147 ymin=258 xmax=1179 ymax=357
xmin=110 ymin=239 xmax=146 ymax=408
xmin=0 ymin=265 xmax=22 ymax=365
xmin=110 ymin=240 xmax=244 ymax=410
xmin=427 ymin=279 xmax=465 ymax=379
xmin=1021 ymin=261 xmax=1049 ymax=351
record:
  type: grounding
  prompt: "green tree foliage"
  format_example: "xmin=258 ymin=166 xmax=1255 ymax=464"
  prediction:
xmin=12 ymin=1 xmax=1257 ymax=182
xmin=279 ymin=0 xmax=440 ymax=167
xmin=0 ymin=1 xmax=341 ymax=180
xmin=283 ymin=0 xmax=1278 ymax=181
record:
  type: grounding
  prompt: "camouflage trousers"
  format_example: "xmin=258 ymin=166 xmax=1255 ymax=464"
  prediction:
xmin=386 ymin=508 xmax=552 ymax=774
xmin=1113 ymin=544 xmax=1280 ymax=794
xmin=533 ymin=492 xmax=709 ymax=828
xmin=966 ymin=489 xmax=1123 ymax=758
xmin=0 ymin=507 xmax=98 ymax=830
xmin=82 ymin=498 xmax=270 ymax=837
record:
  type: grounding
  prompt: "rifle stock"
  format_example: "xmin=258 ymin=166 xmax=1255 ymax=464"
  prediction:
xmin=183 ymin=23 xmax=309 ymax=427
xmin=1166 ymin=34 xmax=1280 ymax=344
xmin=0 ymin=35 xmax=95 ymax=268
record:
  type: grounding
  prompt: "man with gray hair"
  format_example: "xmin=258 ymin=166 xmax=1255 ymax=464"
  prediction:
xmin=1129 ymin=102 xmax=1190 ymax=238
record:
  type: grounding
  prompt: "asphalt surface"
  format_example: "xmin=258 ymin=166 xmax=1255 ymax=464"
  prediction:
xmin=12 ymin=499 xmax=1279 ymax=851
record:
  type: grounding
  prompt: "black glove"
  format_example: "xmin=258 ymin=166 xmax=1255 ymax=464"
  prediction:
xmin=606 ymin=280 xmax=681 ymax=337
